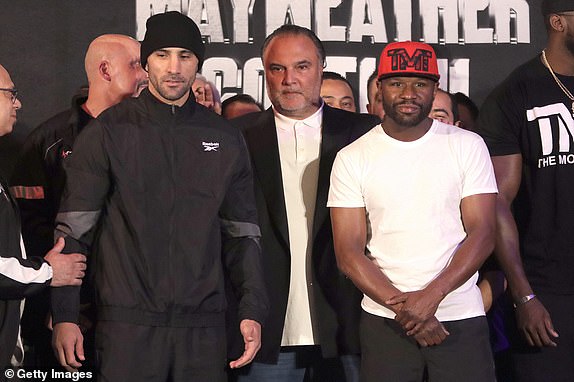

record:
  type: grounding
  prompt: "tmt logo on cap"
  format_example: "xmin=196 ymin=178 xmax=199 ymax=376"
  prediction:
xmin=378 ymin=41 xmax=440 ymax=82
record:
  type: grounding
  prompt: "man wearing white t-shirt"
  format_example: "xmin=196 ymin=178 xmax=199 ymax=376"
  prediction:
xmin=328 ymin=41 xmax=498 ymax=382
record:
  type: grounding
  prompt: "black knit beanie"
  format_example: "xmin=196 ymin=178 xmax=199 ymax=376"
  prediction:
xmin=542 ymin=0 xmax=574 ymax=15
xmin=140 ymin=11 xmax=205 ymax=69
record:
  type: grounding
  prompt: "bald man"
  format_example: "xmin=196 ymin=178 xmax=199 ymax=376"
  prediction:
xmin=0 ymin=65 xmax=20 ymax=137
xmin=0 ymin=64 xmax=86 ymax=371
xmin=9 ymin=34 xmax=147 ymax=367
xmin=82 ymin=34 xmax=148 ymax=115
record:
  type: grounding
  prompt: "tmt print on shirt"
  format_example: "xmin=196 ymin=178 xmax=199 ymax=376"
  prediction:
xmin=529 ymin=103 xmax=574 ymax=168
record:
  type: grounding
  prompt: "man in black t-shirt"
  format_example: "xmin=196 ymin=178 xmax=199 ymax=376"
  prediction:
xmin=477 ymin=1 xmax=574 ymax=381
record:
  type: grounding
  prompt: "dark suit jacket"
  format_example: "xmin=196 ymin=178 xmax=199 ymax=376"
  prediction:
xmin=227 ymin=105 xmax=380 ymax=363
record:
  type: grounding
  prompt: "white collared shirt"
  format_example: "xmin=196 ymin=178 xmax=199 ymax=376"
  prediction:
xmin=275 ymin=105 xmax=323 ymax=346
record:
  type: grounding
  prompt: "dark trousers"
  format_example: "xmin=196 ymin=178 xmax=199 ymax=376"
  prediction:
xmin=360 ymin=311 xmax=495 ymax=382
xmin=510 ymin=292 xmax=574 ymax=382
xmin=230 ymin=345 xmax=349 ymax=382
xmin=96 ymin=321 xmax=227 ymax=382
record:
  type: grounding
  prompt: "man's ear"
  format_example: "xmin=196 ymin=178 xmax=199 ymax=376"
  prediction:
xmin=99 ymin=61 xmax=111 ymax=82
xmin=550 ymin=14 xmax=566 ymax=33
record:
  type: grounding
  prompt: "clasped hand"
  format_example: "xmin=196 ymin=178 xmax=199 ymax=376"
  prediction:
xmin=386 ymin=289 xmax=449 ymax=346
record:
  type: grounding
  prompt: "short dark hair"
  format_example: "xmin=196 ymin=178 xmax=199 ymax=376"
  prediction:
xmin=321 ymin=71 xmax=357 ymax=105
xmin=261 ymin=24 xmax=326 ymax=67
xmin=367 ymin=69 xmax=379 ymax=103
xmin=453 ymin=92 xmax=479 ymax=121
xmin=322 ymin=71 xmax=355 ymax=92
xmin=449 ymin=92 xmax=459 ymax=123
xmin=441 ymin=89 xmax=460 ymax=123
xmin=221 ymin=94 xmax=263 ymax=118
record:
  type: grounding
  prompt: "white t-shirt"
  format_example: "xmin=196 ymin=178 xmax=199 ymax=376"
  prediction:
xmin=327 ymin=120 xmax=498 ymax=321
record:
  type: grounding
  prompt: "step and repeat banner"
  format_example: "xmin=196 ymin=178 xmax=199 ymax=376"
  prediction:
xmin=0 ymin=0 xmax=546 ymax=174
xmin=136 ymin=0 xmax=544 ymax=111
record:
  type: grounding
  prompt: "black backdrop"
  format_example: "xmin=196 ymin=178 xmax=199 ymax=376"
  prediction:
xmin=0 ymin=0 xmax=546 ymax=176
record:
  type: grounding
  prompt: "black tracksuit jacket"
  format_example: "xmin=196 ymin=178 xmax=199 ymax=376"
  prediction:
xmin=0 ymin=178 xmax=52 ymax=369
xmin=51 ymin=89 xmax=268 ymax=329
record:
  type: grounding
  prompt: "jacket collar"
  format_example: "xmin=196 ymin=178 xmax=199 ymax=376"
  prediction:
xmin=140 ymin=87 xmax=198 ymax=118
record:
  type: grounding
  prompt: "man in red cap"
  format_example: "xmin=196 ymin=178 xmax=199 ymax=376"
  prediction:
xmin=328 ymin=41 xmax=497 ymax=381
xmin=477 ymin=1 xmax=574 ymax=380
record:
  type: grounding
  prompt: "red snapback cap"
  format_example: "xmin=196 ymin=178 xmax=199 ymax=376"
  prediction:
xmin=378 ymin=41 xmax=440 ymax=82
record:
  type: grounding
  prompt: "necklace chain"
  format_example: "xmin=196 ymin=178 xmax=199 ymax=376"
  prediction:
xmin=541 ymin=49 xmax=574 ymax=117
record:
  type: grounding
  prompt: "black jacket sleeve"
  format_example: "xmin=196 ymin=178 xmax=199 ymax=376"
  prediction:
xmin=220 ymin=134 xmax=269 ymax=325
xmin=51 ymin=121 xmax=109 ymax=324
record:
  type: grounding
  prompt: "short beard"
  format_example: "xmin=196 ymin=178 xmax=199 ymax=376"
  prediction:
xmin=383 ymin=99 xmax=433 ymax=127
xmin=149 ymin=74 xmax=191 ymax=102
xmin=157 ymin=86 xmax=189 ymax=102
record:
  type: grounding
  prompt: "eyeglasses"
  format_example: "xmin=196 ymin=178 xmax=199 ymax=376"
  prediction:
xmin=0 ymin=88 xmax=18 ymax=104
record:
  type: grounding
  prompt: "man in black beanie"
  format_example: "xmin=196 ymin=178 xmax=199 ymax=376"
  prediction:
xmin=477 ymin=1 xmax=574 ymax=381
xmin=50 ymin=11 xmax=268 ymax=382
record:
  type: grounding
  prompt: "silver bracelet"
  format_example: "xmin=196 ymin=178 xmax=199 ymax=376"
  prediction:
xmin=513 ymin=293 xmax=536 ymax=308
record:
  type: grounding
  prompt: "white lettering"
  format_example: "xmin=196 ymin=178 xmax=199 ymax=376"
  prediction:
xmin=243 ymin=57 xmax=267 ymax=106
xmin=51 ymin=369 xmax=93 ymax=381
xmin=446 ymin=58 xmax=470 ymax=95
xmin=315 ymin=0 xmax=346 ymax=41
xmin=549 ymin=156 xmax=556 ymax=166
xmin=559 ymin=117 xmax=570 ymax=152
xmin=136 ymin=0 xmax=532 ymax=44
xmin=559 ymin=154 xmax=574 ymax=165
xmin=198 ymin=55 xmax=468 ymax=113
xmin=348 ymin=0 xmax=388 ymax=43
xmin=462 ymin=0 xmax=493 ymax=43
xmin=490 ymin=0 xmax=529 ymax=43
xmin=231 ymin=0 xmax=255 ymax=43
xmin=202 ymin=57 xmax=240 ymax=89
xmin=187 ymin=0 xmax=225 ymax=42
xmin=420 ymin=0 xmax=459 ymax=44
xmin=528 ymin=103 xmax=574 ymax=155
xmin=17 ymin=369 xmax=47 ymax=381
xmin=538 ymin=156 xmax=557 ymax=168
xmin=266 ymin=0 xmax=312 ymax=36
xmin=136 ymin=0 xmax=181 ymax=39
xmin=539 ymin=118 xmax=553 ymax=155
xmin=395 ymin=0 xmax=412 ymax=41
xmin=325 ymin=56 xmax=357 ymax=77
